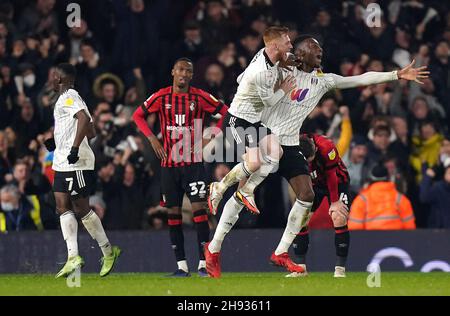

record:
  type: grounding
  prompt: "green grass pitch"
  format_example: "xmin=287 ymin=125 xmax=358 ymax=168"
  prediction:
xmin=1 ymin=272 xmax=449 ymax=296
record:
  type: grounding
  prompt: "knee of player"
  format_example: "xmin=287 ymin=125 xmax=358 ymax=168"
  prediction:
xmin=246 ymin=158 xmax=261 ymax=172
xmin=264 ymin=142 xmax=283 ymax=160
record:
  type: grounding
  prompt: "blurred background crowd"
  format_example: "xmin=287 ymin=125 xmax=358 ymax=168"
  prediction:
xmin=0 ymin=0 xmax=449 ymax=233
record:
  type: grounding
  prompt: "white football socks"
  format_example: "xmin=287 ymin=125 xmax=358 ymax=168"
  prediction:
xmin=60 ymin=211 xmax=79 ymax=258
xmin=208 ymin=195 xmax=244 ymax=253
xmin=220 ymin=161 xmax=252 ymax=189
xmin=177 ymin=260 xmax=189 ymax=272
xmin=81 ymin=210 xmax=112 ymax=257
xmin=198 ymin=260 xmax=206 ymax=270
xmin=275 ymin=199 xmax=313 ymax=255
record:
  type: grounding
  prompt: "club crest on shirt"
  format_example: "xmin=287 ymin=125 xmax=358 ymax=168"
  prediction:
xmin=65 ymin=98 xmax=74 ymax=106
xmin=165 ymin=103 xmax=172 ymax=109
xmin=328 ymin=149 xmax=336 ymax=160
xmin=190 ymin=101 xmax=196 ymax=111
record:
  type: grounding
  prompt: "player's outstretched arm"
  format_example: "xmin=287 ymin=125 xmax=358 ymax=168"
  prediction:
xmin=331 ymin=59 xmax=430 ymax=89
xmin=396 ymin=59 xmax=430 ymax=84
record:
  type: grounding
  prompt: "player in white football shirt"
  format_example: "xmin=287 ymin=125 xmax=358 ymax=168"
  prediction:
xmin=43 ymin=63 xmax=121 ymax=278
xmin=261 ymin=37 xmax=428 ymax=277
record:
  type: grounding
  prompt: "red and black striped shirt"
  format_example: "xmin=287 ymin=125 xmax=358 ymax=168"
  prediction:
xmin=133 ymin=86 xmax=228 ymax=168
xmin=309 ymin=134 xmax=350 ymax=202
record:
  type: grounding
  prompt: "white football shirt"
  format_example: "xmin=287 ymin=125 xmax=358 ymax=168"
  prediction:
xmin=52 ymin=89 xmax=95 ymax=172
xmin=262 ymin=68 xmax=398 ymax=146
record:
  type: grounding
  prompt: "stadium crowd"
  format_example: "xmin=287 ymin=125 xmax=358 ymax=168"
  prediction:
xmin=0 ymin=0 xmax=449 ymax=233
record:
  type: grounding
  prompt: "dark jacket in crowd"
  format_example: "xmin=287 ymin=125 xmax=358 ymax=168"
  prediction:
xmin=419 ymin=173 xmax=450 ymax=228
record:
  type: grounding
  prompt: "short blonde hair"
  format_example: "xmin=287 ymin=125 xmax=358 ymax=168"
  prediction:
xmin=263 ymin=26 xmax=289 ymax=45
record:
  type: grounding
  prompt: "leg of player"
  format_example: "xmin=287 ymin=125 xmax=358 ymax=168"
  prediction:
xmin=271 ymin=175 xmax=314 ymax=273
xmin=72 ymin=197 xmax=121 ymax=277
xmin=54 ymin=192 xmax=84 ymax=279
xmin=191 ymin=202 xmax=210 ymax=277
xmin=330 ymin=200 xmax=350 ymax=278
xmin=237 ymin=134 xmax=283 ymax=214
xmin=208 ymin=149 xmax=259 ymax=214
xmin=288 ymin=190 xmax=323 ymax=277
xmin=205 ymin=179 xmax=246 ymax=278
xmin=167 ymin=206 xmax=190 ymax=276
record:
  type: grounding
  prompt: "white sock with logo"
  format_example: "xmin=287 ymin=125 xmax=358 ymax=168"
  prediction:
xmin=209 ymin=195 xmax=244 ymax=253
xmin=60 ymin=211 xmax=79 ymax=258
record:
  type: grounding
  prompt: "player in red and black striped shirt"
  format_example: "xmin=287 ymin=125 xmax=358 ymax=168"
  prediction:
xmin=133 ymin=58 xmax=228 ymax=277
xmin=291 ymin=134 xmax=351 ymax=277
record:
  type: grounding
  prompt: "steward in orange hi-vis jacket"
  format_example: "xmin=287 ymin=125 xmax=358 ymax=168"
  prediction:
xmin=348 ymin=164 xmax=416 ymax=230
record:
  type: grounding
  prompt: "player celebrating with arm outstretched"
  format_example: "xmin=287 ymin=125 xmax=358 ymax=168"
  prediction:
xmin=45 ymin=63 xmax=121 ymax=279
xmin=204 ymin=26 xmax=300 ymax=278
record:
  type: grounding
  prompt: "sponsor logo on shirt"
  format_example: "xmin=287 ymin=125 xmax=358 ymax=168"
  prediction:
xmin=290 ymin=88 xmax=310 ymax=103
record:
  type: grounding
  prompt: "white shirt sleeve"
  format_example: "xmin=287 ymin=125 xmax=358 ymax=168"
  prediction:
xmin=254 ymin=69 xmax=285 ymax=107
xmin=64 ymin=93 xmax=90 ymax=119
xmin=328 ymin=71 xmax=399 ymax=90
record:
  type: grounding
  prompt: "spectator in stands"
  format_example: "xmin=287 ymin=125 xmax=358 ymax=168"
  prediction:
xmin=410 ymin=120 xmax=444 ymax=183
xmin=343 ymin=135 xmax=370 ymax=200
xmin=0 ymin=184 xmax=40 ymax=232
xmin=236 ymin=29 xmax=262 ymax=69
xmin=420 ymin=161 xmax=450 ymax=228
xmin=366 ymin=125 xmax=393 ymax=166
xmin=93 ymin=74 xmax=124 ymax=112
xmin=18 ymin=0 xmax=58 ymax=36
xmin=0 ymin=131 xmax=13 ymax=188
xmin=75 ymin=39 xmax=107 ymax=105
xmin=11 ymin=98 xmax=42 ymax=157
xmin=348 ymin=164 xmax=416 ymax=230
xmin=101 ymin=147 xmax=153 ymax=230
xmin=173 ymin=20 xmax=205 ymax=63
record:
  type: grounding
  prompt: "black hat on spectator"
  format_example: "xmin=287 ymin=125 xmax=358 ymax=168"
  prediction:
xmin=369 ymin=164 xmax=389 ymax=182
